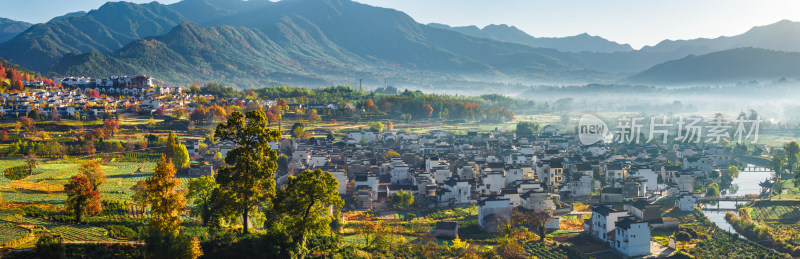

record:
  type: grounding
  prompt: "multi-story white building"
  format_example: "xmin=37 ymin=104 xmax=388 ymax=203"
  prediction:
xmin=612 ymin=217 xmax=651 ymax=257
xmin=586 ymin=205 xmax=629 ymax=242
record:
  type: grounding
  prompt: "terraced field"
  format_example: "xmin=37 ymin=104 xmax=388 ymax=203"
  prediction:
xmin=0 ymin=221 xmax=30 ymax=244
xmin=0 ymin=160 xmax=26 ymax=187
xmin=748 ymin=201 xmax=800 ymax=220
xmin=51 ymin=225 xmax=118 ymax=242
xmin=4 ymin=215 xmax=121 ymax=242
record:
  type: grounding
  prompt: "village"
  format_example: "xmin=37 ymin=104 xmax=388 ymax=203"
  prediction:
xmin=0 ymin=74 xmax=792 ymax=258
xmin=199 ymin=117 xmax=752 ymax=257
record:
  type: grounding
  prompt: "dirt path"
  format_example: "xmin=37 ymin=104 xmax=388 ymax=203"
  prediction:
xmin=647 ymin=241 xmax=674 ymax=258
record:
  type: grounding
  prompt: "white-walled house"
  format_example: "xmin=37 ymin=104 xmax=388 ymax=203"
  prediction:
xmin=481 ymin=168 xmax=506 ymax=194
xmin=520 ymin=190 xmax=554 ymax=213
xmin=630 ymin=167 xmax=658 ymax=191
xmin=477 ymin=196 xmax=512 ymax=233
xmin=613 ymin=217 xmax=651 ymax=257
xmin=677 ymin=192 xmax=698 ymax=212
xmin=331 ymin=170 xmax=348 ymax=195
xmin=587 ymin=205 xmax=629 ymax=242
xmin=443 ymin=178 xmax=472 ymax=205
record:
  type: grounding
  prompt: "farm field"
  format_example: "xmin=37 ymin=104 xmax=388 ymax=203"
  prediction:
xmin=747 ymin=200 xmax=800 ymax=221
xmin=0 ymin=221 xmax=30 ymax=245
xmin=765 ymin=223 xmax=800 ymax=246
xmin=0 ymin=159 xmax=197 ymax=207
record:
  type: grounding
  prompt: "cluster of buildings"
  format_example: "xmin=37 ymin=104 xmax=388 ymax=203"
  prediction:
xmin=57 ymin=76 xmax=181 ymax=96
xmin=203 ymin=123 xmax=736 ymax=257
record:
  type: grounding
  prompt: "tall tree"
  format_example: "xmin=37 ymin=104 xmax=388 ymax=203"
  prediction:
xmin=131 ymin=180 xmax=148 ymax=217
xmin=79 ymin=161 xmax=106 ymax=190
xmin=187 ymin=175 xmax=218 ymax=226
xmin=65 ymin=174 xmax=101 ymax=223
xmin=146 ymin=155 xmax=186 ymax=235
xmin=173 ymin=144 xmax=190 ymax=170
xmin=165 ymin=131 xmax=179 ymax=158
xmin=273 ymin=169 xmax=343 ymax=256
xmin=103 ymin=118 xmax=120 ymax=137
xmin=786 ymin=141 xmax=800 ymax=171
xmin=214 ymin=110 xmax=281 ymax=234
xmin=25 ymin=154 xmax=38 ymax=174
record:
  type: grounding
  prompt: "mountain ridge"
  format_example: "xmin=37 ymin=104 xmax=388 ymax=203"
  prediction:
xmin=628 ymin=47 xmax=800 ymax=84
xmin=0 ymin=17 xmax=32 ymax=44
xmin=427 ymin=23 xmax=634 ymax=53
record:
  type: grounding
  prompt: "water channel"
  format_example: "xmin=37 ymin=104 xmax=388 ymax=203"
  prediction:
xmin=700 ymin=164 xmax=774 ymax=237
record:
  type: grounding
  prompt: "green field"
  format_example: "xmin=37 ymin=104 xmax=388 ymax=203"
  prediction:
xmin=0 ymin=221 xmax=30 ymax=244
xmin=748 ymin=200 xmax=800 ymax=221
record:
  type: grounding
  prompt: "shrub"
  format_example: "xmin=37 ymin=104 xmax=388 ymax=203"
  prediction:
xmin=106 ymin=225 xmax=137 ymax=240
xmin=36 ymin=234 xmax=66 ymax=259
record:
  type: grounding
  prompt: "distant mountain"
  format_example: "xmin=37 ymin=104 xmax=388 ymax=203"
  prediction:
xmin=642 ymin=20 xmax=800 ymax=54
xmin=0 ymin=2 xmax=186 ymax=72
xmin=205 ymin=0 xmax=585 ymax=75
xmin=583 ymin=19 xmax=800 ymax=74
xmin=48 ymin=11 xmax=87 ymax=23
xmin=50 ymin=0 xmax=596 ymax=87
xmin=0 ymin=18 xmax=32 ymax=44
xmin=628 ymin=48 xmax=800 ymax=84
xmin=428 ymin=23 xmax=634 ymax=53
xmin=167 ymin=0 xmax=272 ymax=24
xmin=50 ymin=22 xmax=358 ymax=87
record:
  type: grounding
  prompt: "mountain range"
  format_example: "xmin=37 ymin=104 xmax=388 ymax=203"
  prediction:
xmin=427 ymin=23 xmax=634 ymax=53
xmin=2 ymin=0 xmax=800 ymax=87
xmin=0 ymin=18 xmax=31 ymax=44
xmin=628 ymin=48 xmax=800 ymax=84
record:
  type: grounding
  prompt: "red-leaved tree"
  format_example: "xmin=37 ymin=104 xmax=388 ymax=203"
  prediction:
xmin=65 ymin=174 xmax=102 ymax=223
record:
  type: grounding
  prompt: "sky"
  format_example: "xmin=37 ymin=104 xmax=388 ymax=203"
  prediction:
xmin=3 ymin=0 xmax=800 ymax=49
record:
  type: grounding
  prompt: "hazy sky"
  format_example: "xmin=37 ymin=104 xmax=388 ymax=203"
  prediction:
xmin=3 ymin=0 xmax=800 ymax=49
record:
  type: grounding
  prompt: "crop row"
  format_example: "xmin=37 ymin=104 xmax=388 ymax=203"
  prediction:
xmin=0 ymin=222 xmax=30 ymax=244
xmin=524 ymin=242 xmax=569 ymax=259
xmin=750 ymin=206 xmax=800 ymax=220
xmin=50 ymin=225 xmax=118 ymax=242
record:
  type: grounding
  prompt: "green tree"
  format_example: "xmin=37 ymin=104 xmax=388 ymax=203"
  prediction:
xmin=674 ymin=231 xmax=692 ymax=250
xmin=272 ymin=169 xmax=343 ymax=256
xmin=369 ymin=122 xmax=384 ymax=133
xmin=146 ymin=155 xmax=186 ymax=235
xmin=720 ymin=165 xmax=740 ymax=189
xmin=25 ymin=153 xmax=38 ymax=174
xmin=277 ymin=154 xmax=289 ymax=175
xmin=131 ymin=180 xmax=148 ymax=217
xmin=785 ymin=141 xmax=800 ymax=186
xmin=79 ymin=161 xmax=105 ymax=190
xmin=214 ymin=110 xmax=281 ymax=234
xmin=291 ymin=123 xmax=305 ymax=139
xmin=785 ymin=141 xmax=800 ymax=171
xmin=389 ymin=190 xmax=414 ymax=209
xmin=187 ymin=175 xmax=218 ymax=226
xmin=515 ymin=121 xmax=541 ymax=136
xmin=165 ymin=131 xmax=179 ymax=158
xmin=173 ymin=144 xmax=190 ymax=170
xmin=65 ymin=174 xmax=101 ymax=223
xmin=706 ymin=182 xmax=720 ymax=197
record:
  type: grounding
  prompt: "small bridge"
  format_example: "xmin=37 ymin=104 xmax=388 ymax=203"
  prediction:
xmin=699 ymin=196 xmax=758 ymax=202
xmin=744 ymin=166 xmax=774 ymax=172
